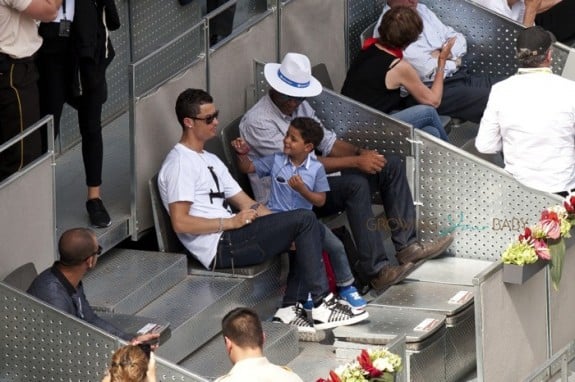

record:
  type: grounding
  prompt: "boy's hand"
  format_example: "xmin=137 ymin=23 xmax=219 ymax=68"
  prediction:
xmin=231 ymin=138 xmax=250 ymax=155
xmin=288 ymin=174 xmax=307 ymax=193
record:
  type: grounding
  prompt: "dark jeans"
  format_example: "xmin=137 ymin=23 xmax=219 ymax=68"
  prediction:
xmin=315 ymin=154 xmax=417 ymax=282
xmin=535 ymin=0 xmax=575 ymax=43
xmin=214 ymin=209 xmax=328 ymax=306
xmin=0 ymin=59 xmax=42 ymax=181
xmin=37 ymin=35 xmax=107 ymax=187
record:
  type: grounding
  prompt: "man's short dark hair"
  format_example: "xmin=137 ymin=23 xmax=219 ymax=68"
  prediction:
xmin=377 ymin=6 xmax=423 ymax=50
xmin=290 ymin=117 xmax=324 ymax=149
xmin=175 ymin=89 xmax=213 ymax=130
xmin=58 ymin=228 xmax=96 ymax=266
xmin=221 ymin=307 xmax=264 ymax=349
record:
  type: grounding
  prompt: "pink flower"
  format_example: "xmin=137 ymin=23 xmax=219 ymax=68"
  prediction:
xmin=534 ymin=239 xmax=550 ymax=260
xmin=519 ymin=227 xmax=532 ymax=242
xmin=540 ymin=210 xmax=561 ymax=240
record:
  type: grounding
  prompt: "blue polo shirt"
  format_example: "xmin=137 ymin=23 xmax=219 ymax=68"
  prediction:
xmin=252 ymin=152 xmax=330 ymax=212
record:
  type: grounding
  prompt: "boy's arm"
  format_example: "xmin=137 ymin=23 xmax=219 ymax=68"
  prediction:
xmin=231 ymin=138 xmax=255 ymax=174
xmin=288 ymin=175 xmax=326 ymax=207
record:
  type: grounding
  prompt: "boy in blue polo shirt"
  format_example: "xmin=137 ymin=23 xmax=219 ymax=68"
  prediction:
xmin=233 ymin=117 xmax=366 ymax=312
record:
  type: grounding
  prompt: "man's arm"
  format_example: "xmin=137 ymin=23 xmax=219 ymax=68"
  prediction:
xmin=22 ymin=0 xmax=63 ymax=22
xmin=319 ymin=140 xmax=388 ymax=175
xmin=475 ymin=91 xmax=503 ymax=153
xmin=523 ymin=0 xmax=560 ymax=26
xmin=227 ymin=191 xmax=272 ymax=216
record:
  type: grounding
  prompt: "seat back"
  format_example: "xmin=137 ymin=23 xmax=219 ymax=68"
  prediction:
xmin=359 ymin=21 xmax=377 ymax=47
xmin=312 ymin=63 xmax=334 ymax=90
xmin=3 ymin=262 xmax=38 ymax=291
xmin=149 ymin=174 xmax=186 ymax=253
xmin=220 ymin=116 xmax=254 ymax=198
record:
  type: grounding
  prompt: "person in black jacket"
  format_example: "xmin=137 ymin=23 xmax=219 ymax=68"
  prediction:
xmin=37 ymin=0 xmax=121 ymax=228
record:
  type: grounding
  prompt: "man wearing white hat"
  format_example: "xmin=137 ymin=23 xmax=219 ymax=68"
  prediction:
xmin=240 ymin=52 xmax=454 ymax=297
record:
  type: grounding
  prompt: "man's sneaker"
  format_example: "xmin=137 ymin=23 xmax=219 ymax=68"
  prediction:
xmin=370 ymin=263 xmax=414 ymax=291
xmin=312 ymin=293 xmax=369 ymax=330
xmin=338 ymin=285 xmax=367 ymax=312
xmin=395 ymin=234 xmax=455 ymax=265
xmin=272 ymin=303 xmax=316 ymax=333
xmin=86 ymin=198 xmax=112 ymax=228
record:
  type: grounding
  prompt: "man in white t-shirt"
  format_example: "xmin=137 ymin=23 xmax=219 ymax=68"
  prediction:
xmin=474 ymin=0 xmax=575 ymax=43
xmin=0 ymin=0 xmax=61 ymax=180
xmin=476 ymin=27 xmax=575 ymax=194
xmin=158 ymin=88 xmax=369 ymax=334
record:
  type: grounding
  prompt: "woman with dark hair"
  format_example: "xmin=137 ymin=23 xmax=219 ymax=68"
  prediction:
xmin=342 ymin=6 xmax=454 ymax=141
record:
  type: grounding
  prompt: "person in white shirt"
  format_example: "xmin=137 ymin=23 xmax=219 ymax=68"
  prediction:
xmin=215 ymin=307 xmax=304 ymax=382
xmin=476 ymin=27 xmax=575 ymax=194
xmin=374 ymin=0 xmax=502 ymax=123
xmin=474 ymin=0 xmax=575 ymax=43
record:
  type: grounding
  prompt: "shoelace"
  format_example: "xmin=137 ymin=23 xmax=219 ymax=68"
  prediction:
xmin=325 ymin=297 xmax=355 ymax=321
xmin=292 ymin=305 xmax=313 ymax=327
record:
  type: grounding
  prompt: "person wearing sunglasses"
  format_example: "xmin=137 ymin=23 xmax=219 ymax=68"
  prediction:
xmin=158 ymin=88 xmax=369 ymax=334
xmin=28 ymin=228 xmax=159 ymax=345
xmin=240 ymin=52 xmax=454 ymax=294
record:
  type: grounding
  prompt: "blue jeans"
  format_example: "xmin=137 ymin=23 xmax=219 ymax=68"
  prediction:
xmin=392 ymin=105 xmax=449 ymax=141
xmin=321 ymin=223 xmax=354 ymax=287
xmin=215 ymin=209 xmax=328 ymax=305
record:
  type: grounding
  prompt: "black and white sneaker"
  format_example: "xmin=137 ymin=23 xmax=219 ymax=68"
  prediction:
xmin=273 ymin=303 xmax=316 ymax=333
xmin=312 ymin=293 xmax=369 ymax=330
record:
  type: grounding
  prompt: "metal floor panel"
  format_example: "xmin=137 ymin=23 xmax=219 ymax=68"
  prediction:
xmin=333 ymin=306 xmax=446 ymax=346
xmin=407 ymin=257 xmax=493 ymax=286
xmin=84 ymin=249 xmax=187 ymax=314
xmin=179 ymin=321 xmax=299 ymax=380
xmin=55 ymin=113 xmax=131 ymax=251
xmin=371 ymin=281 xmax=474 ymax=316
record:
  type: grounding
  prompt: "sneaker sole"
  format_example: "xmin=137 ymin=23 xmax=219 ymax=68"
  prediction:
xmin=91 ymin=221 xmax=112 ymax=229
xmin=314 ymin=310 xmax=369 ymax=330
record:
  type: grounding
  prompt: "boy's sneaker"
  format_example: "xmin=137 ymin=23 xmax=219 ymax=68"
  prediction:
xmin=312 ymin=293 xmax=369 ymax=330
xmin=273 ymin=303 xmax=316 ymax=333
xmin=338 ymin=285 xmax=367 ymax=312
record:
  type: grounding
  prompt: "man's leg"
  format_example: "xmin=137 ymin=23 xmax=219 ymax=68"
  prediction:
xmin=316 ymin=174 xmax=390 ymax=282
xmin=217 ymin=209 xmax=328 ymax=305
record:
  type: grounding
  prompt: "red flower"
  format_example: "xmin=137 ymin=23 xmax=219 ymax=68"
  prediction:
xmin=564 ymin=198 xmax=575 ymax=214
xmin=534 ymin=238 xmax=551 ymax=260
xmin=358 ymin=349 xmax=383 ymax=378
xmin=519 ymin=227 xmax=532 ymax=242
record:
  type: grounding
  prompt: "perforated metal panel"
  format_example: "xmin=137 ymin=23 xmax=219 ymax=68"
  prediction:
xmin=346 ymin=0 xmax=386 ymax=66
xmin=415 ymin=131 xmax=561 ymax=261
xmin=0 ymin=283 xmax=116 ymax=381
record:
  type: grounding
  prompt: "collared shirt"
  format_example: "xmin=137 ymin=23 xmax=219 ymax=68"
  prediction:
xmin=0 ymin=0 xmax=43 ymax=58
xmin=476 ymin=68 xmax=575 ymax=193
xmin=474 ymin=0 xmax=525 ymax=23
xmin=27 ymin=263 xmax=130 ymax=340
xmin=374 ymin=3 xmax=467 ymax=81
xmin=253 ymin=152 xmax=330 ymax=212
xmin=158 ymin=144 xmax=242 ymax=268
xmin=240 ymin=94 xmax=337 ymax=202
xmin=214 ymin=357 xmax=304 ymax=382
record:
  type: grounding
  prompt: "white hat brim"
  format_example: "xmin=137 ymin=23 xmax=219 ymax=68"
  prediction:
xmin=264 ymin=63 xmax=323 ymax=98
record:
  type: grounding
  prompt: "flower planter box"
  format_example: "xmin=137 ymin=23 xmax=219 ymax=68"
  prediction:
xmin=503 ymin=261 xmax=547 ymax=285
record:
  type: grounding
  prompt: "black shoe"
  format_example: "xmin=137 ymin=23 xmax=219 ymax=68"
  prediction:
xmin=86 ymin=198 xmax=111 ymax=228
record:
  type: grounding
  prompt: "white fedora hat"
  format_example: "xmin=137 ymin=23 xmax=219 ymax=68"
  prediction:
xmin=264 ymin=53 xmax=323 ymax=98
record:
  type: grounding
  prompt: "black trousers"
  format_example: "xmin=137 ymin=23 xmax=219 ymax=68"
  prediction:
xmin=37 ymin=35 xmax=106 ymax=187
xmin=0 ymin=58 xmax=42 ymax=181
xmin=535 ymin=0 xmax=575 ymax=43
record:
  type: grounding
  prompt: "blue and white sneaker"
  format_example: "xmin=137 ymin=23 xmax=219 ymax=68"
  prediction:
xmin=338 ymin=285 xmax=367 ymax=313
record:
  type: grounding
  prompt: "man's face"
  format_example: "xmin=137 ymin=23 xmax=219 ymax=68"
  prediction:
xmin=271 ymin=91 xmax=306 ymax=116
xmin=388 ymin=0 xmax=418 ymax=8
xmin=188 ymin=103 xmax=219 ymax=142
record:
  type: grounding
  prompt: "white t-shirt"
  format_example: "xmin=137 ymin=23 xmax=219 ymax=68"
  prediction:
xmin=0 ymin=0 xmax=43 ymax=58
xmin=158 ymin=144 xmax=242 ymax=268
xmin=475 ymin=0 xmax=525 ymax=23
xmin=476 ymin=68 xmax=575 ymax=193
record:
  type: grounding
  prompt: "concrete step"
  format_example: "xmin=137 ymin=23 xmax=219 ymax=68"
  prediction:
xmin=138 ymin=257 xmax=283 ymax=364
xmin=84 ymin=249 xmax=187 ymax=314
xmin=180 ymin=321 xmax=299 ymax=380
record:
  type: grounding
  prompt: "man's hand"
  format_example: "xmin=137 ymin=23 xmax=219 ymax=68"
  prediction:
xmin=232 ymin=208 xmax=259 ymax=228
xmin=356 ymin=150 xmax=386 ymax=174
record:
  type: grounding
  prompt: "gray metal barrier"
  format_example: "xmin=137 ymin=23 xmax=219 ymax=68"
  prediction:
xmin=0 ymin=282 xmax=207 ymax=381
xmin=525 ymin=340 xmax=575 ymax=382
xmin=0 ymin=116 xmax=56 ymax=281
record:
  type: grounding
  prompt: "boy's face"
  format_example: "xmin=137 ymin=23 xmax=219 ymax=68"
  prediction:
xmin=283 ymin=126 xmax=313 ymax=157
